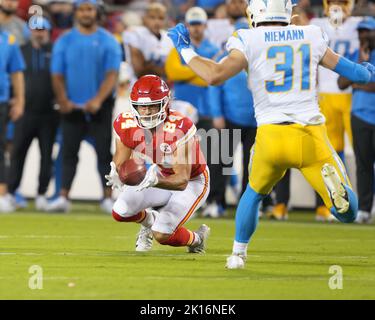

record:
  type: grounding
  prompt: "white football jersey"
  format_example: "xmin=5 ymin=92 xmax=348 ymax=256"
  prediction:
xmin=226 ymin=25 xmax=329 ymax=126
xmin=123 ymin=26 xmax=174 ymax=67
xmin=310 ymin=17 xmax=361 ymax=94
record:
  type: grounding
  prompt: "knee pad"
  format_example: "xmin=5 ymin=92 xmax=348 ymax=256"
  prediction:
xmin=112 ymin=209 xmax=146 ymax=223
xmin=112 ymin=199 xmax=132 ymax=219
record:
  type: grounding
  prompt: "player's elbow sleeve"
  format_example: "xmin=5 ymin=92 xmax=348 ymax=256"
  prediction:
xmin=334 ymin=56 xmax=371 ymax=84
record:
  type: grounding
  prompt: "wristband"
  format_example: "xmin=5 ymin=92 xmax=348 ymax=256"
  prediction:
xmin=334 ymin=56 xmax=371 ymax=84
xmin=180 ymin=48 xmax=198 ymax=64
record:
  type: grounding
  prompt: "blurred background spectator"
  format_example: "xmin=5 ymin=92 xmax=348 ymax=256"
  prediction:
xmin=165 ymin=6 xmax=218 ymax=114
xmin=48 ymin=0 xmax=121 ymax=213
xmin=7 ymin=17 xmax=58 ymax=211
xmin=338 ymin=17 xmax=375 ymax=224
xmin=47 ymin=0 xmax=74 ymax=41
xmin=124 ymin=2 xmax=173 ymax=79
xmin=0 ymin=0 xmax=29 ymax=44
xmin=0 ymin=11 xmax=25 ymax=212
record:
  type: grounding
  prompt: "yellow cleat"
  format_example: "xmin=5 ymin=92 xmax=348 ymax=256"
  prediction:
xmin=268 ymin=203 xmax=288 ymax=221
xmin=315 ymin=205 xmax=335 ymax=222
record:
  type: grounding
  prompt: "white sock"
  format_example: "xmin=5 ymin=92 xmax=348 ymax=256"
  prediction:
xmin=232 ymin=241 xmax=248 ymax=256
xmin=141 ymin=210 xmax=155 ymax=228
xmin=190 ymin=232 xmax=201 ymax=246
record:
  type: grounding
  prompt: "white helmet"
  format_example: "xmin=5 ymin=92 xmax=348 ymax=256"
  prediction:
xmin=247 ymin=0 xmax=293 ymax=27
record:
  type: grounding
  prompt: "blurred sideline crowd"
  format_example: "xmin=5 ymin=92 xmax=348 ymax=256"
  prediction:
xmin=0 ymin=0 xmax=374 ymax=223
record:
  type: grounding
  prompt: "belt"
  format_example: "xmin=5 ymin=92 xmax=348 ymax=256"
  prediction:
xmin=276 ymin=121 xmax=295 ymax=125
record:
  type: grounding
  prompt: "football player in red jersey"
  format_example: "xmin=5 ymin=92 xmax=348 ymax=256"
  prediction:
xmin=105 ymin=75 xmax=211 ymax=253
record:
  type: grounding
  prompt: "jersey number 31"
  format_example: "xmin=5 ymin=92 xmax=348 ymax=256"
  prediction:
xmin=266 ymin=44 xmax=311 ymax=93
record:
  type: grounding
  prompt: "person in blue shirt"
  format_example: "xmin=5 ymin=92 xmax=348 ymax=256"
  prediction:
xmin=0 ymin=24 xmax=25 ymax=213
xmin=165 ymin=6 xmax=219 ymax=119
xmin=49 ymin=0 xmax=122 ymax=213
xmin=196 ymin=0 xmax=226 ymax=16
xmin=338 ymin=17 xmax=375 ymax=224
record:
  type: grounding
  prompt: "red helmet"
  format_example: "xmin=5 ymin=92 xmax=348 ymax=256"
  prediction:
xmin=130 ymin=75 xmax=171 ymax=129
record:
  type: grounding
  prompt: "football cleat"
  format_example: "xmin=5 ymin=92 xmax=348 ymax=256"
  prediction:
xmin=0 ymin=194 xmax=16 ymax=213
xmin=355 ymin=210 xmax=372 ymax=224
xmin=35 ymin=195 xmax=48 ymax=211
xmin=321 ymin=164 xmax=349 ymax=214
xmin=14 ymin=192 xmax=28 ymax=208
xmin=135 ymin=225 xmax=153 ymax=252
xmin=225 ymin=254 xmax=246 ymax=269
xmin=188 ymin=224 xmax=210 ymax=253
xmin=45 ymin=196 xmax=71 ymax=213
xmin=268 ymin=203 xmax=288 ymax=221
xmin=315 ymin=205 xmax=335 ymax=222
xmin=201 ymin=202 xmax=220 ymax=218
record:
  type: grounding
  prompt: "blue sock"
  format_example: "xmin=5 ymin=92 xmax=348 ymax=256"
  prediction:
xmin=330 ymin=185 xmax=358 ymax=223
xmin=235 ymin=185 xmax=264 ymax=243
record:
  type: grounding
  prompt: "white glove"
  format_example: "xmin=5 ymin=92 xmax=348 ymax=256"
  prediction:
xmin=136 ymin=164 xmax=160 ymax=192
xmin=105 ymin=161 xmax=123 ymax=191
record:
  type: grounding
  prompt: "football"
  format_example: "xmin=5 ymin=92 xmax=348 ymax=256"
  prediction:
xmin=118 ymin=158 xmax=147 ymax=186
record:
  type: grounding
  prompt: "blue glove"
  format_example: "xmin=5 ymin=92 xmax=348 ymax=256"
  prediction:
xmin=362 ymin=62 xmax=375 ymax=82
xmin=167 ymin=23 xmax=191 ymax=53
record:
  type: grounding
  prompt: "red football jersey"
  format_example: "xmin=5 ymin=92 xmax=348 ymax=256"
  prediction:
xmin=113 ymin=110 xmax=207 ymax=179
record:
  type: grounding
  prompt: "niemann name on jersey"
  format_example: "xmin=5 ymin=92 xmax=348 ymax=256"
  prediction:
xmin=264 ymin=29 xmax=304 ymax=42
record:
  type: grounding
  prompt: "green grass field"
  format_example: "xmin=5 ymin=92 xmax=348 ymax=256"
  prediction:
xmin=0 ymin=203 xmax=374 ymax=300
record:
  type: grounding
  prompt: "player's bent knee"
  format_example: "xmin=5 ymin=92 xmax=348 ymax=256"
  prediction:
xmin=112 ymin=209 xmax=147 ymax=223
xmin=152 ymin=231 xmax=172 ymax=244
xmin=112 ymin=210 xmax=124 ymax=222
xmin=112 ymin=199 xmax=137 ymax=221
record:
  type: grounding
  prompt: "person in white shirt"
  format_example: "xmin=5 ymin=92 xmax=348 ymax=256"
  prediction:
xmin=123 ymin=2 xmax=173 ymax=79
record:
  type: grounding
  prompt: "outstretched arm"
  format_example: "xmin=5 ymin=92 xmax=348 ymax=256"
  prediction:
xmin=168 ymin=23 xmax=248 ymax=85
xmin=320 ymin=47 xmax=375 ymax=84
xmin=187 ymin=50 xmax=248 ymax=86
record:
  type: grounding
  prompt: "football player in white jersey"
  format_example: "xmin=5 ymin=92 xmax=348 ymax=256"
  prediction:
xmin=123 ymin=2 xmax=173 ymax=79
xmin=168 ymin=0 xmax=375 ymax=269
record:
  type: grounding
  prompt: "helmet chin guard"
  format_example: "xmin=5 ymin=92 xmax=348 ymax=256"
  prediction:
xmin=131 ymin=96 xmax=169 ymax=129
